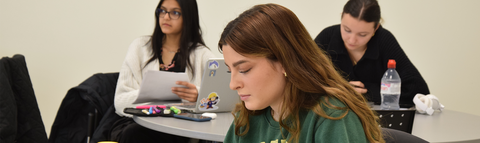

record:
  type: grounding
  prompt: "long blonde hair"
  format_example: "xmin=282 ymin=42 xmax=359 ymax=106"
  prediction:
xmin=218 ymin=3 xmax=384 ymax=143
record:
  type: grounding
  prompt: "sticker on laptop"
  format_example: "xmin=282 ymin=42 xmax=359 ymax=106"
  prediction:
xmin=209 ymin=70 xmax=216 ymax=77
xmin=208 ymin=60 xmax=219 ymax=69
xmin=198 ymin=92 xmax=220 ymax=111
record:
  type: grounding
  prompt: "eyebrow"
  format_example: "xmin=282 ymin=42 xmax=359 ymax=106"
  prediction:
xmin=344 ymin=25 xmax=369 ymax=34
xmin=226 ymin=60 xmax=248 ymax=68
xmin=160 ymin=6 xmax=181 ymax=11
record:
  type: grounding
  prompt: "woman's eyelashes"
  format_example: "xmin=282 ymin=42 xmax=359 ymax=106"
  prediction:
xmin=345 ymin=28 xmax=368 ymax=37
xmin=239 ymin=68 xmax=252 ymax=74
xmin=226 ymin=68 xmax=252 ymax=74
xmin=343 ymin=26 xmax=351 ymax=32
xmin=159 ymin=9 xmax=182 ymax=16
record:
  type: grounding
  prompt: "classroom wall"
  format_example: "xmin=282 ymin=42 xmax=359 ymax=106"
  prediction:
xmin=1 ymin=0 xmax=479 ymax=136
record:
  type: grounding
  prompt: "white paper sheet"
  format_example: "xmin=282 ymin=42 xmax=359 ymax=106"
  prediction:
xmin=133 ymin=70 xmax=189 ymax=103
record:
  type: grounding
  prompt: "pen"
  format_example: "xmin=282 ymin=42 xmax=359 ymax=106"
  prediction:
xmin=136 ymin=105 xmax=167 ymax=109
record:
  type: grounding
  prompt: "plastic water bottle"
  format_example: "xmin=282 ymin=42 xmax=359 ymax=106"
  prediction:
xmin=380 ymin=59 xmax=401 ymax=110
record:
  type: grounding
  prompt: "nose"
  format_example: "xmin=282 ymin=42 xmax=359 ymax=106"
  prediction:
xmin=348 ymin=35 xmax=356 ymax=44
xmin=163 ymin=13 xmax=171 ymax=20
xmin=229 ymin=73 xmax=243 ymax=90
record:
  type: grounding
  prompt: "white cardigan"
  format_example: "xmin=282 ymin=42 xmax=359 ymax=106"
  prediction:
xmin=114 ymin=36 xmax=216 ymax=117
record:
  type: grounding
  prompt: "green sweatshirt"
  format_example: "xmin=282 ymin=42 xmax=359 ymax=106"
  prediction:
xmin=224 ymin=98 xmax=368 ymax=143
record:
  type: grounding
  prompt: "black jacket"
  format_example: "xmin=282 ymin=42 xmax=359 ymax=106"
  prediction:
xmin=48 ymin=72 xmax=120 ymax=143
xmin=0 ymin=55 xmax=48 ymax=143
xmin=315 ymin=25 xmax=430 ymax=106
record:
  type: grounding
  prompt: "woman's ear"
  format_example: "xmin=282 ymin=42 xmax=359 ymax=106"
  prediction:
xmin=275 ymin=61 xmax=286 ymax=76
xmin=280 ymin=63 xmax=286 ymax=75
xmin=375 ymin=24 xmax=380 ymax=32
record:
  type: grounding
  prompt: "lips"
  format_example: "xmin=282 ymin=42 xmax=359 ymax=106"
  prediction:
xmin=162 ymin=23 xmax=171 ymax=27
xmin=239 ymin=94 xmax=250 ymax=101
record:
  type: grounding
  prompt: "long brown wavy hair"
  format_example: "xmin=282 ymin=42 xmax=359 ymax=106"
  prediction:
xmin=218 ymin=3 xmax=384 ymax=143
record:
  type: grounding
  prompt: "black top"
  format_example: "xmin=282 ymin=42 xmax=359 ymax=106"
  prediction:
xmin=314 ymin=24 xmax=429 ymax=106
xmin=159 ymin=49 xmax=185 ymax=72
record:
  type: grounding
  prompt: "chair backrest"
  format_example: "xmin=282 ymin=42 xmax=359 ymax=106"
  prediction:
xmin=382 ymin=128 xmax=428 ymax=143
xmin=375 ymin=108 xmax=416 ymax=133
xmin=0 ymin=54 xmax=48 ymax=143
xmin=0 ymin=55 xmax=18 ymax=142
xmin=48 ymin=72 xmax=119 ymax=143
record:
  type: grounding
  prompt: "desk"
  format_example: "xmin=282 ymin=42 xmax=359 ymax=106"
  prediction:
xmin=412 ymin=110 xmax=480 ymax=143
xmin=134 ymin=110 xmax=480 ymax=143
xmin=133 ymin=113 xmax=233 ymax=142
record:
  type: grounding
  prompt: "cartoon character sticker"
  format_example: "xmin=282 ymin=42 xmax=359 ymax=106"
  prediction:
xmin=198 ymin=92 xmax=220 ymax=111
xmin=208 ymin=60 xmax=219 ymax=69
xmin=209 ymin=70 xmax=216 ymax=77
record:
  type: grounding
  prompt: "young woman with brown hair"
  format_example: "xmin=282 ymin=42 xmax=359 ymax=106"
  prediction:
xmin=220 ymin=3 xmax=384 ymax=143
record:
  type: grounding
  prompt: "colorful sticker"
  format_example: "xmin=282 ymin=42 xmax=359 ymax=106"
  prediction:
xmin=198 ymin=92 xmax=220 ymax=111
xmin=208 ymin=60 xmax=219 ymax=69
xmin=209 ymin=70 xmax=216 ymax=77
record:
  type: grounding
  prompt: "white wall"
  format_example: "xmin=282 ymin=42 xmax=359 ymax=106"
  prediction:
xmin=1 ymin=0 xmax=479 ymax=136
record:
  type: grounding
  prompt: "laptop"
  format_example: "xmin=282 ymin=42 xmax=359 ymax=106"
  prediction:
xmin=167 ymin=58 xmax=240 ymax=113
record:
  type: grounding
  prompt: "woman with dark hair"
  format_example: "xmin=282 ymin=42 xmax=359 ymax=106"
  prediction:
xmin=220 ymin=3 xmax=384 ymax=143
xmin=315 ymin=0 xmax=429 ymax=107
xmin=112 ymin=0 xmax=214 ymax=142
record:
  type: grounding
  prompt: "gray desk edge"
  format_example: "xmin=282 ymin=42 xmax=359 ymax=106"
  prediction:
xmin=133 ymin=116 xmax=226 ymax=142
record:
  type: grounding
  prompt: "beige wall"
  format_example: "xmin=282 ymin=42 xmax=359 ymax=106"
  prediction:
xmin=1 ymin=0 xmax=479 ymax=136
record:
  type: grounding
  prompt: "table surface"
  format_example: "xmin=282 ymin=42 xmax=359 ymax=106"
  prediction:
xmin=133 ymin=112 xmax=233 ymax=142
xmin=412 ymin=110 xmax=480 ymax=143
xmin=134 ymin=109 xmax=480 ymax=143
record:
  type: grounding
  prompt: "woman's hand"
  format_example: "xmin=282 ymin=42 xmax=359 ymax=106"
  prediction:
xmin=349 ymin=81 xmax=368 ymax=94
xmin=172 ymin=81 xmax=198 ymax=102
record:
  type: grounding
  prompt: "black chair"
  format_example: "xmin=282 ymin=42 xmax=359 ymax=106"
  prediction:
xmin=382 ymin=128 xmax=428 ymax=143
xmin=375 ymin=108 xmax=416 ymax=134
xmin=0 ymin=54 xmax=48 ymax=143
xmin=49 ymin=72 xmax=120 ymax=143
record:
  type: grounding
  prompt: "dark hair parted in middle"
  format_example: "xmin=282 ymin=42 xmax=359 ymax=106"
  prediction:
xmin=148 ymin=0 xmax=205 ymax=77
xmin=342 ymin=0 xmax=381 ymax=27
xmin=219 ymin=3 xmax=383 ymax=143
